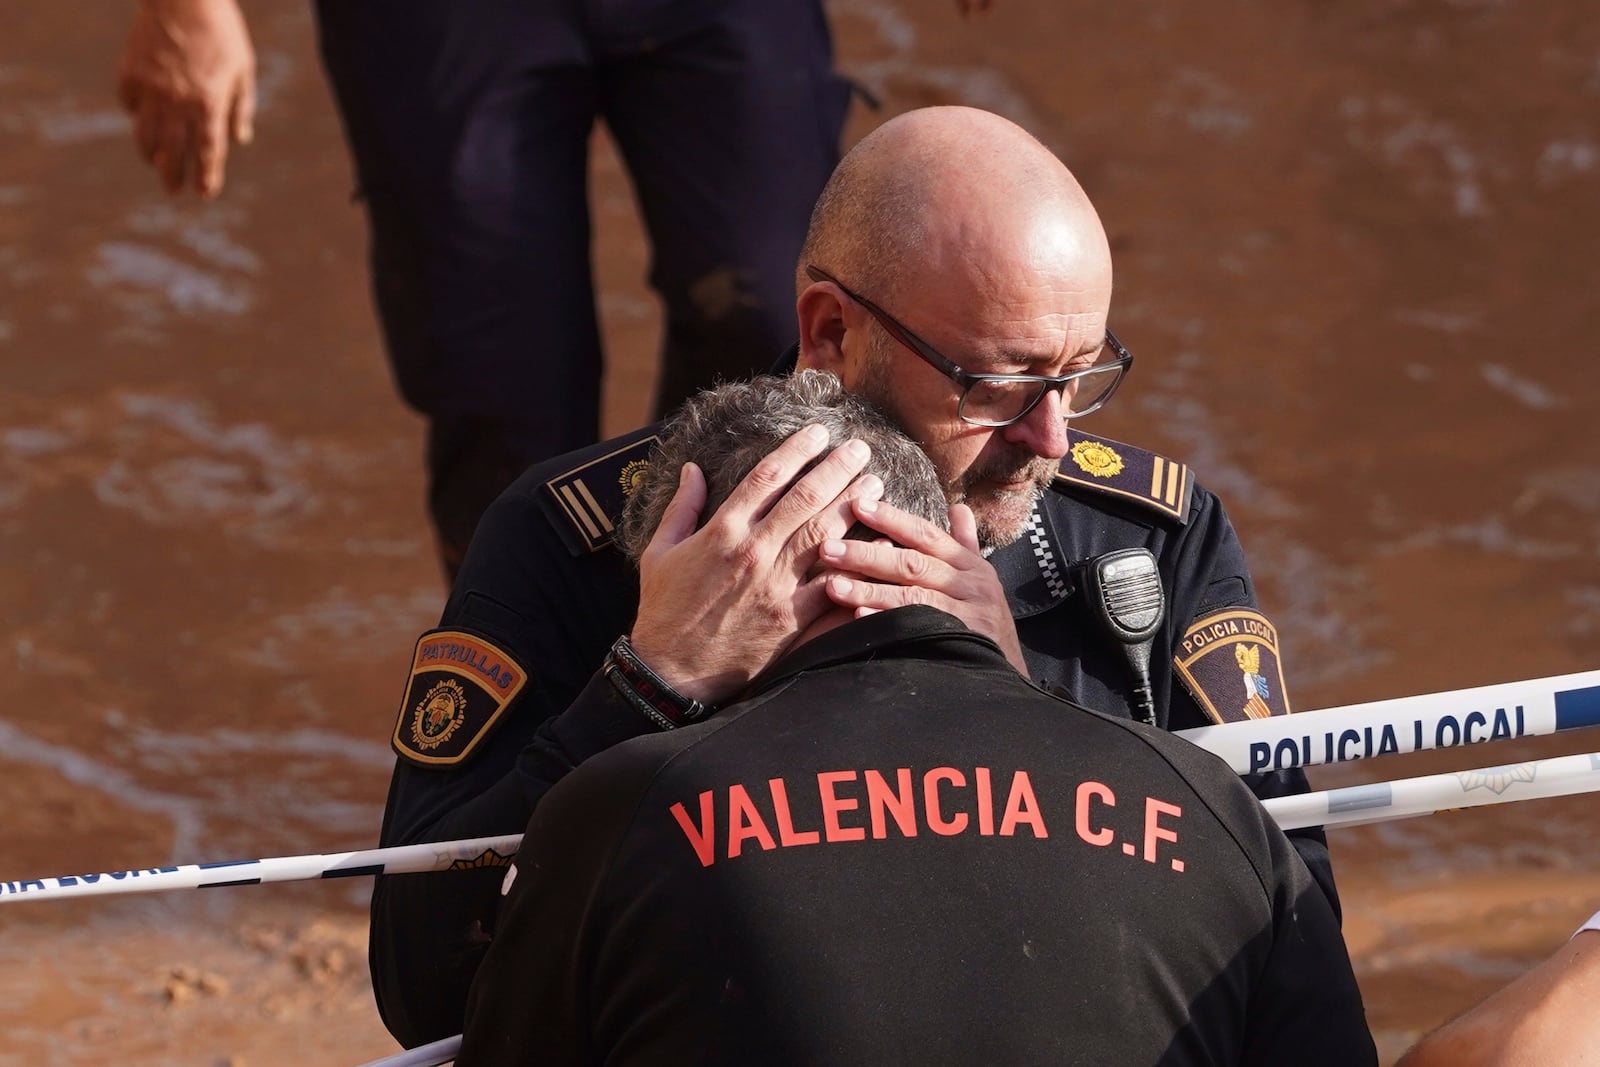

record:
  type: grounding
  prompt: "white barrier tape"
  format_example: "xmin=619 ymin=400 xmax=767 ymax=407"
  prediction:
xmin=356 ymin=1034 xmax=462 ymax=1067
xmin=1265 ymin=749 xmax=1600 ymax=831
xmin=1179 ymin=669 xmax=1600 ymax=775
xmin=0 ymin=835 xmax=523 ymax=903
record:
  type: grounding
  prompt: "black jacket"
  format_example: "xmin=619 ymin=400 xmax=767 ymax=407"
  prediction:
xmin=457 ymin=607 xmax=1374 ymax=1067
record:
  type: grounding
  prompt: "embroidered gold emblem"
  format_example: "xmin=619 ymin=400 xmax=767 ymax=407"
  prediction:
xmin=411 ymin=679 xmax=468 ymax=750
xmin=1234 ymin=643 xmax=1273 ymax=720
xmin=1070 ymin=439 xmax=1124 ymax=479
xmin=619 ymin=459 xmax=650 ymax=497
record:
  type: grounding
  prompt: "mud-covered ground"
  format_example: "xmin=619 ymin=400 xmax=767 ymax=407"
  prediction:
xmin=3 ymin=2 xmax=1599 ymax=1064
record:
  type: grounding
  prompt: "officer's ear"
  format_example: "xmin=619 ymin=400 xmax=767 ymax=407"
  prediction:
xmin=796 ymin=281 xmax=850 ymax=376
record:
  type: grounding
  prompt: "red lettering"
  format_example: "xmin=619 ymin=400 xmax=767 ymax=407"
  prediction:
xmin=1075 ymin=781 xmax=1115 ymax=846
xmin=818 ymin=771 xmax=866 ymax=842
xmin=924 ymin=768 xmax=968 ymax=836
xmin=768 ymin=777 xmax=820 ymax=847
xmin=670 ymin=791 xmax=717 ymax=867
xmin=999 ymin=770 xmax=1047 ymax=837
xmin=865 ymin=769 xmax=918 ymax=839
xmin=974 ymin=766 xmax=994 ymax=836
xmin=727 ymin=784 xmax=776 ymax=859
xmin=1143 ymin=797 xmax=1182 ymax=865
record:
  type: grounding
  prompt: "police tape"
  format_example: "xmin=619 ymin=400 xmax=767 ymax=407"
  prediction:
xmin=356 ymin=1034 xmax=462 ymax=1067
xmin=1177 ymin=668 xmax=1600 ymax=775
xmin=0 ymin=834 xmax=522 ymax=903
xmin=1263 ymin=748 xmax=1600 ymax=831
xmin=9 ymin=668 xmax=1600 ymax=903
xmin=8 ymin=758 xmax=1600 ymax=905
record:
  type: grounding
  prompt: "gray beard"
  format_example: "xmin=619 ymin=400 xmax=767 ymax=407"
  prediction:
xmin=956 ymin=457 xmax=1056 ymax=550
xmin=972 ymin=486 xmax=1044 ymax=551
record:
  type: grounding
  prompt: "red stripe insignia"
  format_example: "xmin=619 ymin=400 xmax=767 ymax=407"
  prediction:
xmin=391 ymin=629 xmax=528 ymax=767
xmin=1173 ymin=608 xmax=1294 ymax=726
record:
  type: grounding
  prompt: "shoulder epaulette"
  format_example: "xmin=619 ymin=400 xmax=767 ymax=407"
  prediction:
xmin=540 ymin=427 xmax=661 ymax=555
xmin=1051 ymin=430 xmax=1193 ymax=525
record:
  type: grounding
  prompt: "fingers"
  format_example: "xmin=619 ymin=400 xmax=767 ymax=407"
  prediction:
xmin=232 ymin=70 xmax=256 ymax=145
xmin=818 ymin=535 xmax=957 ymax=594
xmin=157 ymin=113 xmax=191 ymax=194
xmin=847 ymin=496 xmax=971 ymax=564
xmin=949 ymin=503 xmax=980 ymax=554
xmin=713 ymin=424 xmax=832 ymax=527
xmin=196 ymin=97 xmax=229 ymax=196
xmin=642 ymin=462 xmax=707 ymax=562
xmin=824 ymin=571 xmax=929 ymax=614
xmin=138 ymin=100 xmax=194 ymax=194
xmin=713 ymin=427 xmax=874 ymax=550
xmin=760 ymin=437 xmax=871 ymax=534
xmin=781 ymin=470 xmax=883 ymax=582
xmin=116 ymin=72 xmax=142 ymax=115
xmin=134 ymin=98 xmax=163 ymax=162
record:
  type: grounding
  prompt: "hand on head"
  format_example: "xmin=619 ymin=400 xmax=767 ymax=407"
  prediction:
xmin=628 ymin=424 xmax=883 ymax=706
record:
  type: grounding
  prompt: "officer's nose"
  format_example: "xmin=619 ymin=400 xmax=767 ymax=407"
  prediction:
xmin=1002 ymin=387 xmax=1070 ymax=460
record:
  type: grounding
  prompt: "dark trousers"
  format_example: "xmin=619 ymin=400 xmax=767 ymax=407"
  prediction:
xmin=315 ymin=0 xmax=851 ymax=577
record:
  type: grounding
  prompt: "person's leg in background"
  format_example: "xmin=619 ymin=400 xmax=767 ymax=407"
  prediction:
xmin=596 ymin=0 xmax=854 ymax=416
xmin=314 ymin=0 xmax=602 ymax=580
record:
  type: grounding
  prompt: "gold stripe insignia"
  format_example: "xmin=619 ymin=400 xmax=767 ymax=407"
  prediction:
xmin=1053 ymin=431 xmax=1193 ymax=525
xmin=559 ymin=482 xmax=605 ymax=540
xmin=543 ymin=435 xmax=659 ymax=552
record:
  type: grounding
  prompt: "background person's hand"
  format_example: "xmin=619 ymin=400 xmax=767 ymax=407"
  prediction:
xmin=630 ymin=426 xmax=883 ymax=706
xmin=820 ymin=498 xmax=1028 ymax=674
xmin=116 ymin=0 xmax=256 ymax=197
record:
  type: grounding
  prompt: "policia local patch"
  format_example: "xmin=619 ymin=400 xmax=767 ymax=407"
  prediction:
xmin=392 ymin=629 xmax=528 ymax=767
xmin=1173 ymin=608 xmax=1292 ymax=726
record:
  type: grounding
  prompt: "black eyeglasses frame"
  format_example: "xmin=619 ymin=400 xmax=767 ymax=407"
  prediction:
xmin=805 ymin=263 xmax=1133 ymax=427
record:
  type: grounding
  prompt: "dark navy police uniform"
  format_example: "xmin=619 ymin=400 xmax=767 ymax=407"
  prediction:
xmin=314 ymin=0 xmax=852 ymax=573
xmin=456 ymin=607 xmax=1375 ymax=1067
xmin=370 ymin=424 xmax=1336 ymax=1046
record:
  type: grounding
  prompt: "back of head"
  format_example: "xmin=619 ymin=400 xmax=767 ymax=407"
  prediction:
xmin=617 ymin=370 xmax=948 ymax=560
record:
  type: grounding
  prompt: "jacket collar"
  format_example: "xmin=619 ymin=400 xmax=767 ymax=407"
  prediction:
xmin=744 ymin=605 xmax=1009 ymax=698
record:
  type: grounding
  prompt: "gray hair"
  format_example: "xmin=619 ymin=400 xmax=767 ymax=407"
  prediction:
xmin=617 ymin=370 xmax=949 ymax=561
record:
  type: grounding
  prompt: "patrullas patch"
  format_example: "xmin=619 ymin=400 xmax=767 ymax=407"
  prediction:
xmin=391 ymin=629 xmax=528 ymax=767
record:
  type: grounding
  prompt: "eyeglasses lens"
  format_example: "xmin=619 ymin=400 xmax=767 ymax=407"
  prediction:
xmin=959 ymin=352 xmax=1127 ymax=426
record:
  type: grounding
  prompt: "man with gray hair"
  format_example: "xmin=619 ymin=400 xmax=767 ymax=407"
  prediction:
xmin=455 ymin=375 xmax=1375 ymax=1067
xmin=616 ymin=369 xmax=950 ymax=561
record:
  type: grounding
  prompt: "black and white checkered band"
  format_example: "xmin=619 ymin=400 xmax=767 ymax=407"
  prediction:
xmin=1025 ymin=505 xmax=1070 ymax=602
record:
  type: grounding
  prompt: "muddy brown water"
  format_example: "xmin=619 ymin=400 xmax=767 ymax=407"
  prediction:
xmin=3 ymin=2 xmax=1599 ymax=1064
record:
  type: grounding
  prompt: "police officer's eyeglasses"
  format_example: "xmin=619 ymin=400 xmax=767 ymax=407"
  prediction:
xmin=806 ymin=264 xmax=1133 ymax=428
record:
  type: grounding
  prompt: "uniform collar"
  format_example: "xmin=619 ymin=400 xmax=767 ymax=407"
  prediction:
xmin=744 ymin=605 xmax=1009 ymax=698
xmin=987 ymin=496 xmax=1077 ymax=619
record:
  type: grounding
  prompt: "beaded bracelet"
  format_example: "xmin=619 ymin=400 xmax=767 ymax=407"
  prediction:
xmin=602 ymin=634 xmax=711 ymax=730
